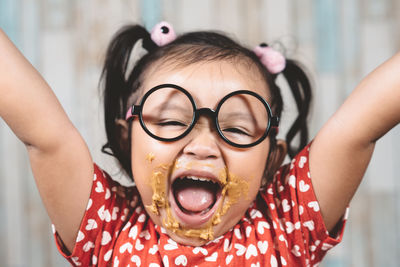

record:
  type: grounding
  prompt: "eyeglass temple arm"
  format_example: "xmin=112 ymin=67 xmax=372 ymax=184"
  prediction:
xmin=125 ymin=105 xmax=140 ymax=121
xmin=271 ymin=116 xmax=279 ymax=134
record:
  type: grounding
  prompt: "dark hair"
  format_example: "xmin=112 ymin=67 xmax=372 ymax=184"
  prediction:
xmin=100 ymin=24 xmax=312 ymax=183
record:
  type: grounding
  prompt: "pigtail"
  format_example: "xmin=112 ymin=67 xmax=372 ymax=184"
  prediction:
xmin=101 ymin=25 xmax=157 ymax=177
xmin=280 ymin=59 xmax=312 ymax=158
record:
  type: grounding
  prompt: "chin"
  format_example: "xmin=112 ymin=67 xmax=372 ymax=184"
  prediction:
xmin=147 ymin=202 xmax=246 ymax=247
xmin=142 ymin=159 xmax=255 ymax=246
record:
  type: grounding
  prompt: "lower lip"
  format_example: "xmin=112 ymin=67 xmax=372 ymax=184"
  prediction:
xmin=168 ymin=188 xmax=222 ymax=227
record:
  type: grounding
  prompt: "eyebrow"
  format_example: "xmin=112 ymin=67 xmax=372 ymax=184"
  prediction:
xmin=218 ymin=112 xmax=257 ymax=124
xmin=156 ymin=102 xmax=192 ymax=114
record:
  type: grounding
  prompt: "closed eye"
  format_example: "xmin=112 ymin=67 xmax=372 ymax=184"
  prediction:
xmin=157 ymin=120 xmax=188 ymax=127
xmin=222 ymin=127 xmax=252 ymax=137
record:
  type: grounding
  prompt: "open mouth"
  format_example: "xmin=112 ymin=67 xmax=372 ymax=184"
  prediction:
xmin=169 ymin=175 xmax=223 ymax=226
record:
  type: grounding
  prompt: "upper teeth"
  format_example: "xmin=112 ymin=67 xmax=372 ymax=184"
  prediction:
xmin=185 ymin=176 xmax=214 ymax=183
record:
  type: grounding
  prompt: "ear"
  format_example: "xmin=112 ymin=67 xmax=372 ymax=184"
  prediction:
xmin=115 ymin=119 xmax=130 ymax=153
xmin=271 ymin=139 xmax=287 ymax=169
xmin=261 ymin=139 xmax=288 ymax=189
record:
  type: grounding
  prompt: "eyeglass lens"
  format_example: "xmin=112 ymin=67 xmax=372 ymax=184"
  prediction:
xmin=140 ymin=86 xmax=270 ymax=146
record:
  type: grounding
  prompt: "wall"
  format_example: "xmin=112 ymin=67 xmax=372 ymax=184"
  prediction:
xmin=0 ymin=0 xmax=399 ymax=266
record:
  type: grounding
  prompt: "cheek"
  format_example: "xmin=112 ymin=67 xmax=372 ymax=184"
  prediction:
xmin=130 ymin=125 xmax=182 ymax=204
xmin=231 ymin=144 xmax=270 ymax=195
xmin=230 ymin=144 xmax=269 ymax=177
xmin=130 ymin=126 xmax=157 ymax=204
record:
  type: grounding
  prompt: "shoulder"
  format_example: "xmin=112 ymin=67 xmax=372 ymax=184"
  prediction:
xmin=53 ymin=163 xmax=142 ymax=265
xmin=256 ymin=143 xmax=347 ymax=263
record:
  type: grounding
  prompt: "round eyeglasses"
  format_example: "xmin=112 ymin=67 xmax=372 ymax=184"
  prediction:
xmin=125 ymin=84 xmax=279 ymax=148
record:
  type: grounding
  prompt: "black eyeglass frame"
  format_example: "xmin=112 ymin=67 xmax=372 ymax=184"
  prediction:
xmin=126 ymin=83 xmax=279 ymax=148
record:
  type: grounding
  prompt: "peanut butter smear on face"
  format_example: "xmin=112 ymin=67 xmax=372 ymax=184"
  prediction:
xmin=146 ymin=152 xmax=155 ymax=163
xmin=145 ymin=157 xmax=249 ymax=241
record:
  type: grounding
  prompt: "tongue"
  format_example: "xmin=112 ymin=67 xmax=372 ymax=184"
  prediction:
xmin=174 ymin=180 xmax=216 ymax=212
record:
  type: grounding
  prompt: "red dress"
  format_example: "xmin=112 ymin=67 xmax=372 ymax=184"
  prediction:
xmin=54 ymin=144 xmax=347 ymax=266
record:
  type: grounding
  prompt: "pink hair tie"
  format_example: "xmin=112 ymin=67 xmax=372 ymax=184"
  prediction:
xmin=150 ymin=21 xmax=177 ymax=46
xmin=253 ymin=43 xmax=286 ymax=74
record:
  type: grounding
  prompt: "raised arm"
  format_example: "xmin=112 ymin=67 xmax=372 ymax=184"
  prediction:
xmin=0 ymin=29 xmax=93 ymax=251
xmin=310 ymin=52 xmax=400 ymax=231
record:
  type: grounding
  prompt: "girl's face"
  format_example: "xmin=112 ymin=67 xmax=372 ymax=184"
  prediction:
xmin=130 ymin=60 xmax=272 ymax=246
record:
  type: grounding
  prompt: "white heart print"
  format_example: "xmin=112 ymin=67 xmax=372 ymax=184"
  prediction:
xmin=250 ymin=209 xmax=262 ymax=219
xmin=122 ymin=221 xmax=131 ymax=232
xmin=308 ymin=201 xmax=320 ymax=212
xmin=71 ymin=257 xmax=81 ymax=266
xmin=291 ymin=245 xmax=301 ymax=257
xmin=149 ymin=244 xmax=158 ymax=255
xmin=245 ymin=226 xmax=252 ymax=238
xmin=285 ymin=221 xmax=294 ymax=234
xmin=83 ymin=241 xmax=94 ymax=252
xmin=257 ymin=241 xmax=268 ymax=254
xmin=174 ymin=255 xmax=187 ymax=266
xmin=257 ymin=221 xmax=270 ymax=234
xmin=193 ymin=247 xmax=208 ymax=255
xmin=85 ymin=219 xmax=98 ymax=231
xmin=104 ymin=249 xmax=112 ymax=261
xmin=164 ymin=238 xmax=178 ymax=250
xmin=76 ymin=230 xmax=85 ymax=242
xmin=299 ymin=205 xmax=304 ymax=215
xmin=112 ymin=207 xmax=119 ymax=220
xmin=234 ymin=228 xmax=242 ymax=239
xmin=101 ymin=231 xmax=112 ymax=245
xmin=129 ymin=225 xmax=138 ymax=239
xmin=95 ymin=181 xmax=104 ymax=193
xmin=267 ymin=187 xmax=274 ymax=195
xmin=131 ymin=255 xmax=141 ymax=266
xmin=223 ymin=238 xmax=232 ymax=252
xmin=138 ymin=214 xmax=146 ymax=223
xmin=135 ymin=239 xmax=144 ymax=251
xmin=299 ymin=180 xmax=310 ymax=192
xmin=270 ymin=255 xmax=278 ymax=267
xmin=162 ymin=255 xmax=169 ymax=267
xmin=98 ymin=205 xmax=111 ymax=222
xmin=225 ymin=254 xmax=233 ymax=265
xmin=105 ymin=188 xmax=111 ymax=200
xmin=281 ymin=256 xmax=287 ymax=266
xmin=245 ymin=244 xmax=258 ymax=259
xmin=303 ymin=220 xmax=315 ymax=231
xmin=139 ymin=230 xmax=151 ymax=240
xmin=86 ymin=198 xmax=93 ymax=210
xmin=205 ymin=252 xmax=218 ymax=262
xmin=113 ymin=256 xmax=120 ymax=267
xmin=288 ymin=175 xmax=296 ymax=188
xmin=279 ymin=234 xmax=288 ymax=247
xmin=282 ymin=199 xmax=291 ymax=212
xmin=234 ymin=244 xmax=246 ymax=256
xmin=119 ymin=242 xmax=133 ymax=254
xmin=298 ymin=156 xmax=307 ymax=168
xmin=92 ymin=255 xmax=97 ymax=265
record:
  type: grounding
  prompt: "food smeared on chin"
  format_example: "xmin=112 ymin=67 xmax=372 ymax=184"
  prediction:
xmin=146 ymin=152 xmax=155 ymax=163
xmin=146 ymin=160 xmax=249 ymax=241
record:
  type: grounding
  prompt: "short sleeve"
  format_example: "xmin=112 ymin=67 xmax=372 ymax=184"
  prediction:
xmin=260 ymin=143 xmax=348 ymax=265
xmin=52 ymin=164 xmax=139 ymax=266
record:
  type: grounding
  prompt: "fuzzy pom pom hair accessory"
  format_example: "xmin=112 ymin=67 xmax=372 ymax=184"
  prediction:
xmin=150 ymin=21 xmax=177 ymax=46
xmin=253 ymin=43 xmax=286 ymax=74
xmin=124 ymin=21 xmax=176 ymax=81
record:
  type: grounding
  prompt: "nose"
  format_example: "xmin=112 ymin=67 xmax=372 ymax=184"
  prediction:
xmin=182 ymin=118 xmax=221 ymax=160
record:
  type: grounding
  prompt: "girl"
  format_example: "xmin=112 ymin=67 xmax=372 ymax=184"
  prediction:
xmin=0 ymin=21 xmax=399 ymax=266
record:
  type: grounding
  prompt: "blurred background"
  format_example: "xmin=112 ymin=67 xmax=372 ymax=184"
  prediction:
xmin=1 ymin=0 xmax=399 ymax=266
